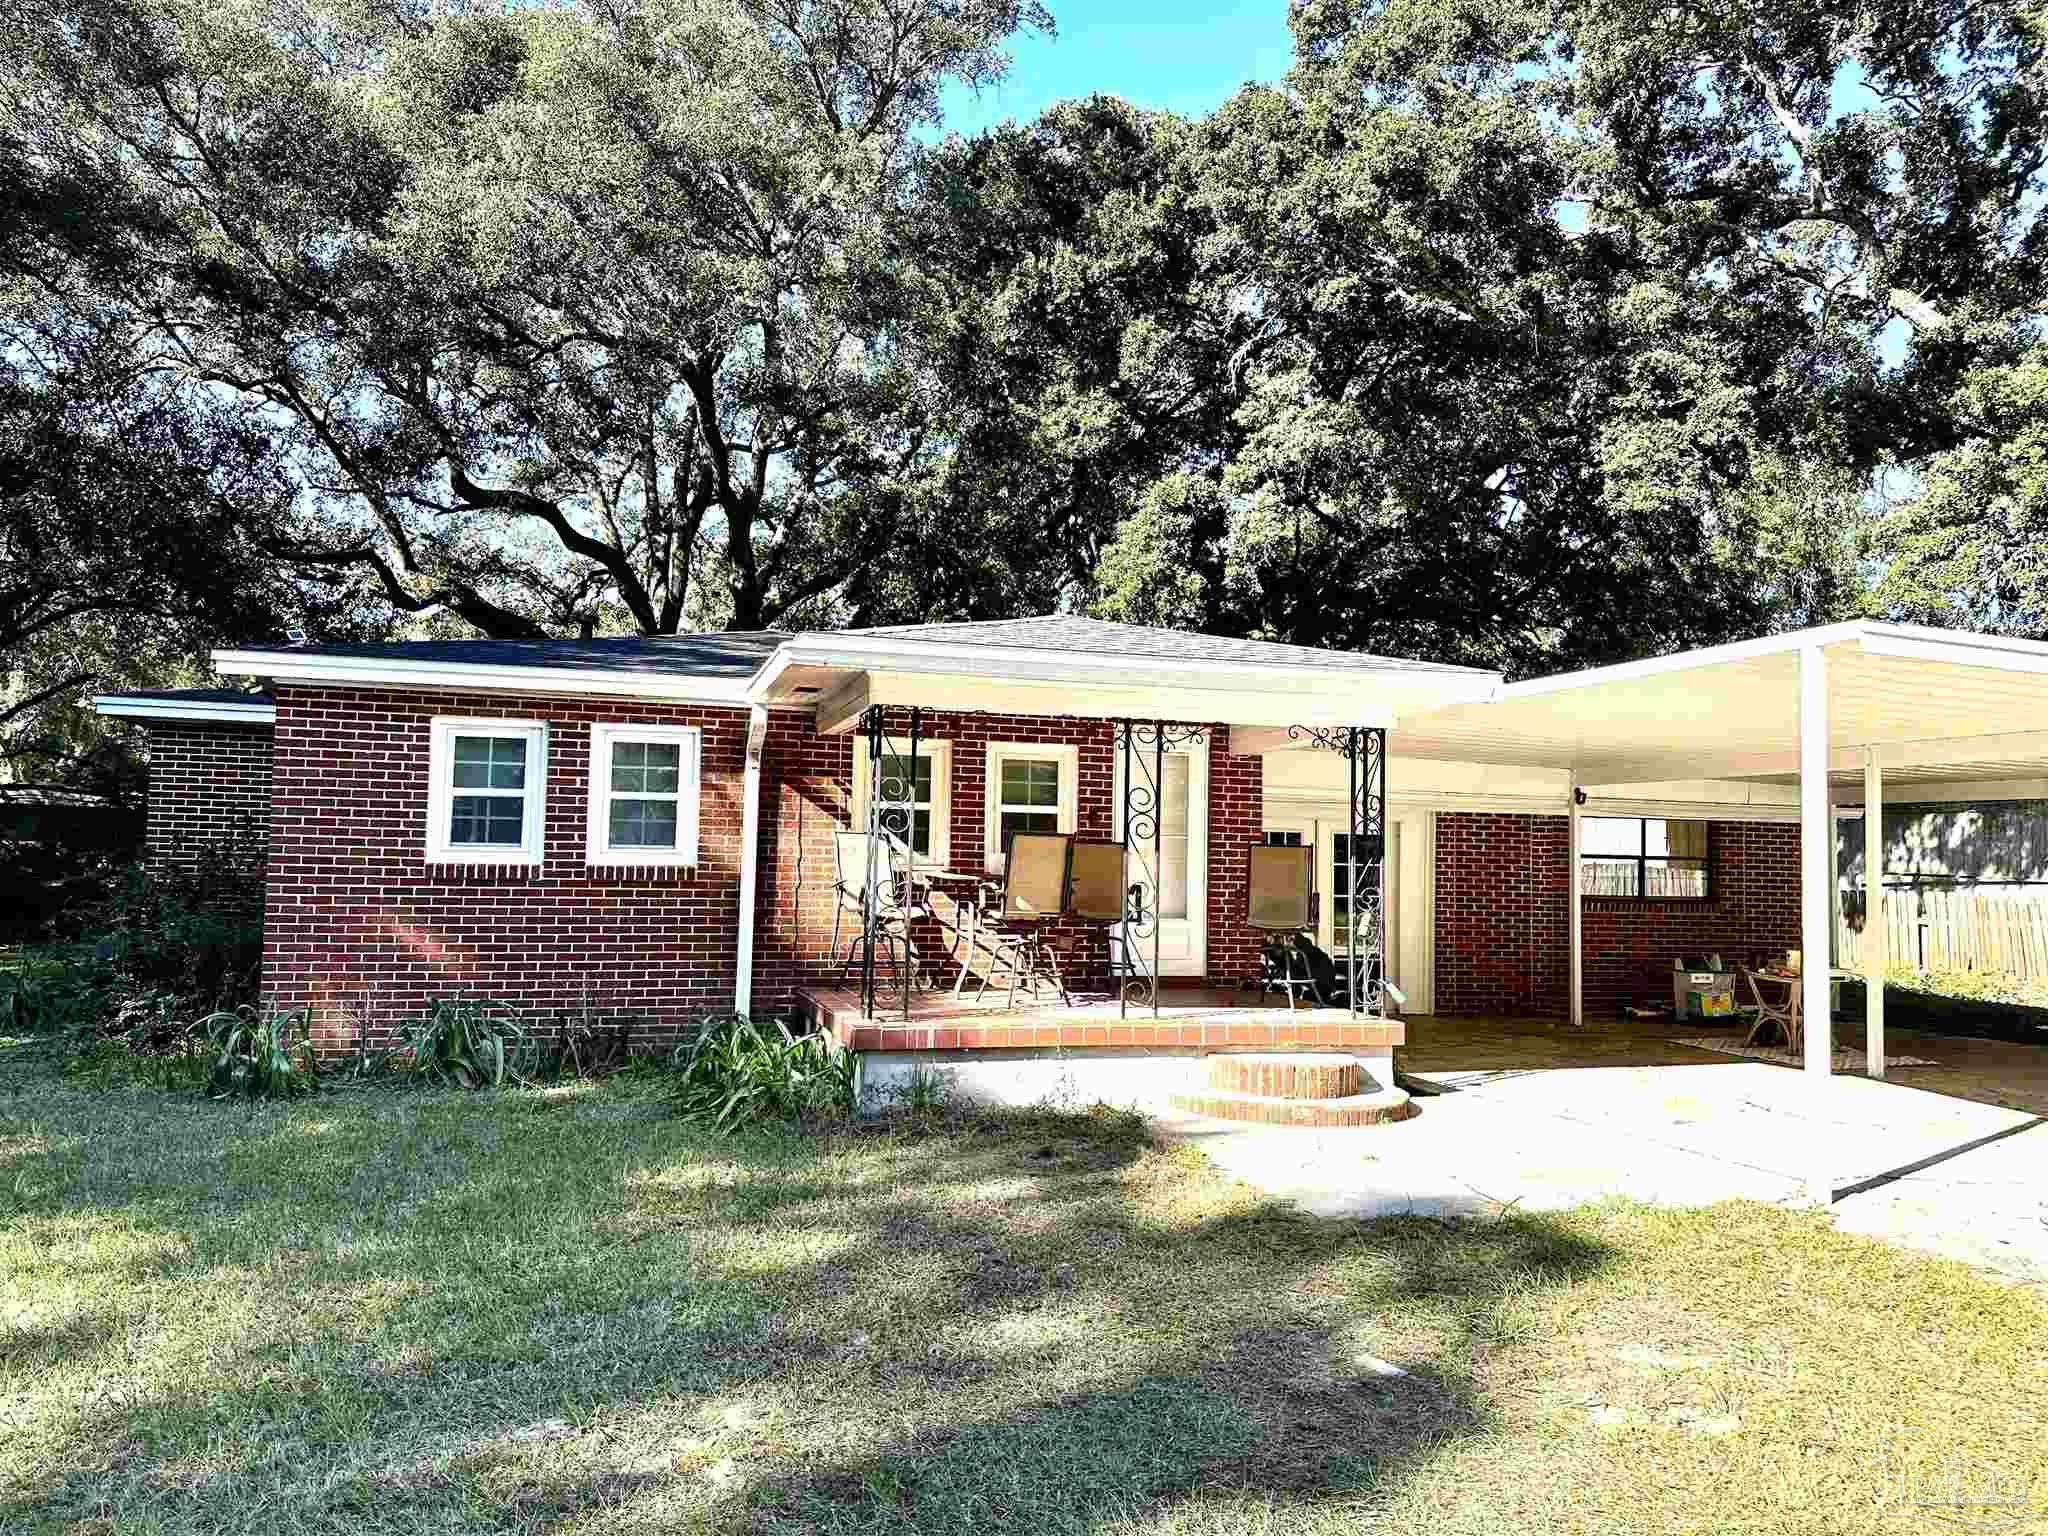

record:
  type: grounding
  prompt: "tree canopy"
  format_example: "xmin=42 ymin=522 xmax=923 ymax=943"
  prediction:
xmin=2 ymin=0 xmax=2044 ymax=742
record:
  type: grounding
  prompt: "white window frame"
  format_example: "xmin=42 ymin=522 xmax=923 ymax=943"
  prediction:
xmin=851 ymin=736 xmax=952 ymax=868
xmin=983 ymin=741 xmax=1079 ymax=870
xmin=426 ymin=717 xmax=549 ymax=866
xmin=585 ymin=723 xmax=703 ymax=867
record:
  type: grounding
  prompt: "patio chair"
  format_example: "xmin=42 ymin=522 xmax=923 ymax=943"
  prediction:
xmin=1738 ymin=964 xmax=1802 ymax=1052
xmin=967 ymin=832 xmax=1074 ymax=1008
xmin=1065 ymin=838 xmax=1134 ymax=990
xmin=831 ymin=831 xmax=921 ymax=990
xmin=1245 ymin=844 xmax=1318 ymax=1009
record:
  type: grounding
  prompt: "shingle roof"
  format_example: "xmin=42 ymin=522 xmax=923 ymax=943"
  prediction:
xmin=842 ymin=616 xmax=1491 ymax=675
xmin=262 ymin=632 xmax=791 ymax=680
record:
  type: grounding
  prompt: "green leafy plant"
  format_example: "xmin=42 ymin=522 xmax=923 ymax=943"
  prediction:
xmin=395 ymin=995 xmax=529 ymax=1089
xmin=201 ymin=1005 xmax=320 ymax=1100
xmin=668 ymin=1014 xmax=857 ymax=1130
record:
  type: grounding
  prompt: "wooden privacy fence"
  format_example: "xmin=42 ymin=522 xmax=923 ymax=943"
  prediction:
xmin=1837 ymin=883 xmax=2048 ymax=980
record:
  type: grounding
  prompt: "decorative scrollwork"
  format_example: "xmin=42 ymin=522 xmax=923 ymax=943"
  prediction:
xmin=1286 ymin=723 xmax=1388 ymax=1017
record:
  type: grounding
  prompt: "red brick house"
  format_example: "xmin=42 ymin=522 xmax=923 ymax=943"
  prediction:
xmin=99 ymin=616 xmax=1828 ymax=1113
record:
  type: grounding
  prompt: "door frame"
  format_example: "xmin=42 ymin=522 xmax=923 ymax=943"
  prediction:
xmin=1114 ymin=730 xmax=1209 ymax=977
xmin=1260 ymin=802 xmax=1434 ymax=1014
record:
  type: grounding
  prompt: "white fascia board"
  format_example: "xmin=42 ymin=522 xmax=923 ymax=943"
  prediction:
xmin=94 ymin=695 xmax=277 ymax=724
xmin=1855 ymin=627 xmax=2048 ymax=676
xmin=1500 ymin=622 xmax=1875 ymax=701
xmin=212 ymin=649 xmax=756 ymax=705
xmin=760 ymin=633 xmax=1502 ymax=702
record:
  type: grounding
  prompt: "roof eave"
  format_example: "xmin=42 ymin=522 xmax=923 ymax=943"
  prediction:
xmin=213 ymin=647 xmax=760 ymax=704
xmin=94 ymin=694 xmax=278 ymax=725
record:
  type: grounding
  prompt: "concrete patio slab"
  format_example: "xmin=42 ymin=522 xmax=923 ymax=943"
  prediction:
xmin=1160 ymin=1061 xmax=2048 ymax=1284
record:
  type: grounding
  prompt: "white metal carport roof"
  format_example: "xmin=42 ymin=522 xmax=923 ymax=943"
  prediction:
xmin=1387 ymin=622 xmax=2048 ymax=788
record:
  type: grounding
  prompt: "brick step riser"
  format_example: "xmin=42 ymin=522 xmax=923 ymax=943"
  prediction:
xmin=1167 ymin=1092 xmax=1416 ymax=1128
xmin=1204 ymin=1058 xmax=1361 ymax=1100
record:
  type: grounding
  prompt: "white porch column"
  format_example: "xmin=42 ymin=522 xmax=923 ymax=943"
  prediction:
xmin=1865 ymin=747 xmax=1885 ymax=1079
xmin=1799 ymin=645 xmax=1834 ymax=1204
xmin=733 ymin=704 xmax=769 ymax=1017
xmin=1568 ymin=779 xmax=1584 ymax=1027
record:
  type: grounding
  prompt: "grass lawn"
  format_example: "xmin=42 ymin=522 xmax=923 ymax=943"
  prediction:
xmin=3 ymin=1035 xmax=2045 ymax=1535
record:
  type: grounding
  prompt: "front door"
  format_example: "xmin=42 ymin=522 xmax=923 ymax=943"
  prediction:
xmin=1117 ymin=731 xmax=1209 ymax=977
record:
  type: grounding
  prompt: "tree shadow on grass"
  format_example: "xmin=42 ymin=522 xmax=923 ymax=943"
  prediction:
xmin=0 ymin=1085 xmax=1618 ymax=1534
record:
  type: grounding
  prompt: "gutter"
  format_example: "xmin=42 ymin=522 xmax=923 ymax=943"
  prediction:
xmin=94 ymin=695 xmax=278 ymax=725
xmin=733 ymin=705 xmax=769 ymax=1018
xmin=213 ymin=648 xmax=757 ymax=705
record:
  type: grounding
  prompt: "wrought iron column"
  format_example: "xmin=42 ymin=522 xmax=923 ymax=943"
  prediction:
xmin=859 ymin=705 xmax=923 ymax=1022
xmin=1289 ymin=725 xmax=1387 ymax=1015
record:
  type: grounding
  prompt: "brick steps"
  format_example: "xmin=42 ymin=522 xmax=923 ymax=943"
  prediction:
xmin=1168 ymin=1087 xmax=1416 ymax=1127
xmin=1167 ymin=1052 xmax=1413 ymax=1127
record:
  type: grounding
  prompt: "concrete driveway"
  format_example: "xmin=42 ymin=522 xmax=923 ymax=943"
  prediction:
xmin=1163 ymin=1060 xmax=2048 ymax=1284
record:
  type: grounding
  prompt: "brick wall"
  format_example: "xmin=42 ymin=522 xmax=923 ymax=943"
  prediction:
xmin=263 ymin=685 xmax=753 ymax=1052
xmin=1432 ymin=813 xmax=1802 ymax=1017
xmin=144 ymin=721 xmax=273 ymax=868
xmin=259 ymin=690 xmax=1264 ymax=1051
xmin=1433 ymin=813 xmax=1572 ymax=1015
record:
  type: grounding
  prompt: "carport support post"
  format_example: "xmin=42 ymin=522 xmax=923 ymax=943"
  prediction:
xmin=1568 ymin=777 xmax=1584 ymax=1028
xmin=1865 ymin=747 xmax=1885 ymax=1079
xmin=1799 ymin=644 xmax=1834 ymax=1204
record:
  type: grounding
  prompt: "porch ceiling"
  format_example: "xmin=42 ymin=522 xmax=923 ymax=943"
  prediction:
xmin=1374 ymin=624 xmax=2048 ymax=786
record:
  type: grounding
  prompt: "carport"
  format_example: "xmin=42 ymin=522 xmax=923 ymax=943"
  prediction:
xmin=1386 ymin=621 xmax=2048 ymax=1202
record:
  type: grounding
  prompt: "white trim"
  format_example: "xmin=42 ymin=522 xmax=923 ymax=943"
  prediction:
xmin=584 ymin=723 xmax=703 ymax=867
xmin=1799 ymin=645 xmax=1834 ymax=1208
xmin=850 ymin=736 xmax=953 ymax=868
xmin=214 ymin=648 xmax=755 ymax=704
xmin=93 ymin=694 xmax=275 ymax=724
xmin=983 ymin=741 xmax=1079 ymax=869
xmin=426 ymin=717 xmax=549 ymax=867
xmin=735 ymin=707 xmax=768 ymax=1016
xmin=1568 ymin=782 xmax=1584 ymax=1028
xmin=1864 ymin=748 xmax=1885 ymax=1081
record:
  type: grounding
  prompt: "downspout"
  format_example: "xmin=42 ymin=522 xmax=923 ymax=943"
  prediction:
xmin=734 ymin=704 xmax=769 ymax=1018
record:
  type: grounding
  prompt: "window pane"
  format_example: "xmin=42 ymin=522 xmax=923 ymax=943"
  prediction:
xmin=453 ymin=735 xmax=527 ymax=790
xmin=609 ymin=798 xmax=678 ymax=850
xmin=611 ymin=740 xmax=646 ymax=793
xmin=1001 ymin=809 xmax=1060 ymax=849
xmin=1158 ymin=755 xmax=1190 ymax=919
xmin=1580 ymin=817 xmax=1642 ymax=857
xmin=1582 ymin=859 xmax=1641 ymax=896
xmin=451 ymin=794 xmax=524 ymax=846
xmin=639 ymin=742 xmax=681 ymax=794
xmin=1001 ymin=758 xmax=1060 ymax=809
xmin=1646 ymin=860 xmax=1708 ymax=898
xmin=878 ymin=751 xmax=931 ymax=804
xmin=1263 ymin=830 xmax=1306 ymax=847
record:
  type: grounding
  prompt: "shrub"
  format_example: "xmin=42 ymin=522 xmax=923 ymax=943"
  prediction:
xmin=395 ymin=995 xmax=529 ymax=1089
xmin=200 ymin=1006 xmax=320 ymax=1100
xmin=668 ymin=1014 xmax=857 ymax=1129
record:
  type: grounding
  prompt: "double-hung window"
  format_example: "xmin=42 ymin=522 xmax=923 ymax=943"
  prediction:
xmin=587 ymin=724 xmax=702 ymax=867
xmin=1581 ymin=817 xmax=1710 ymax=899
xmin=426 ymin=718 xmax=549 ymax=866
xmin=983 ymin=742 xmax=1078 ymax=870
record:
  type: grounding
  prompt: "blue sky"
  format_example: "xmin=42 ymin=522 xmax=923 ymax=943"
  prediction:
xmin=937 ymin=0 xmax=1297 ymax=134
